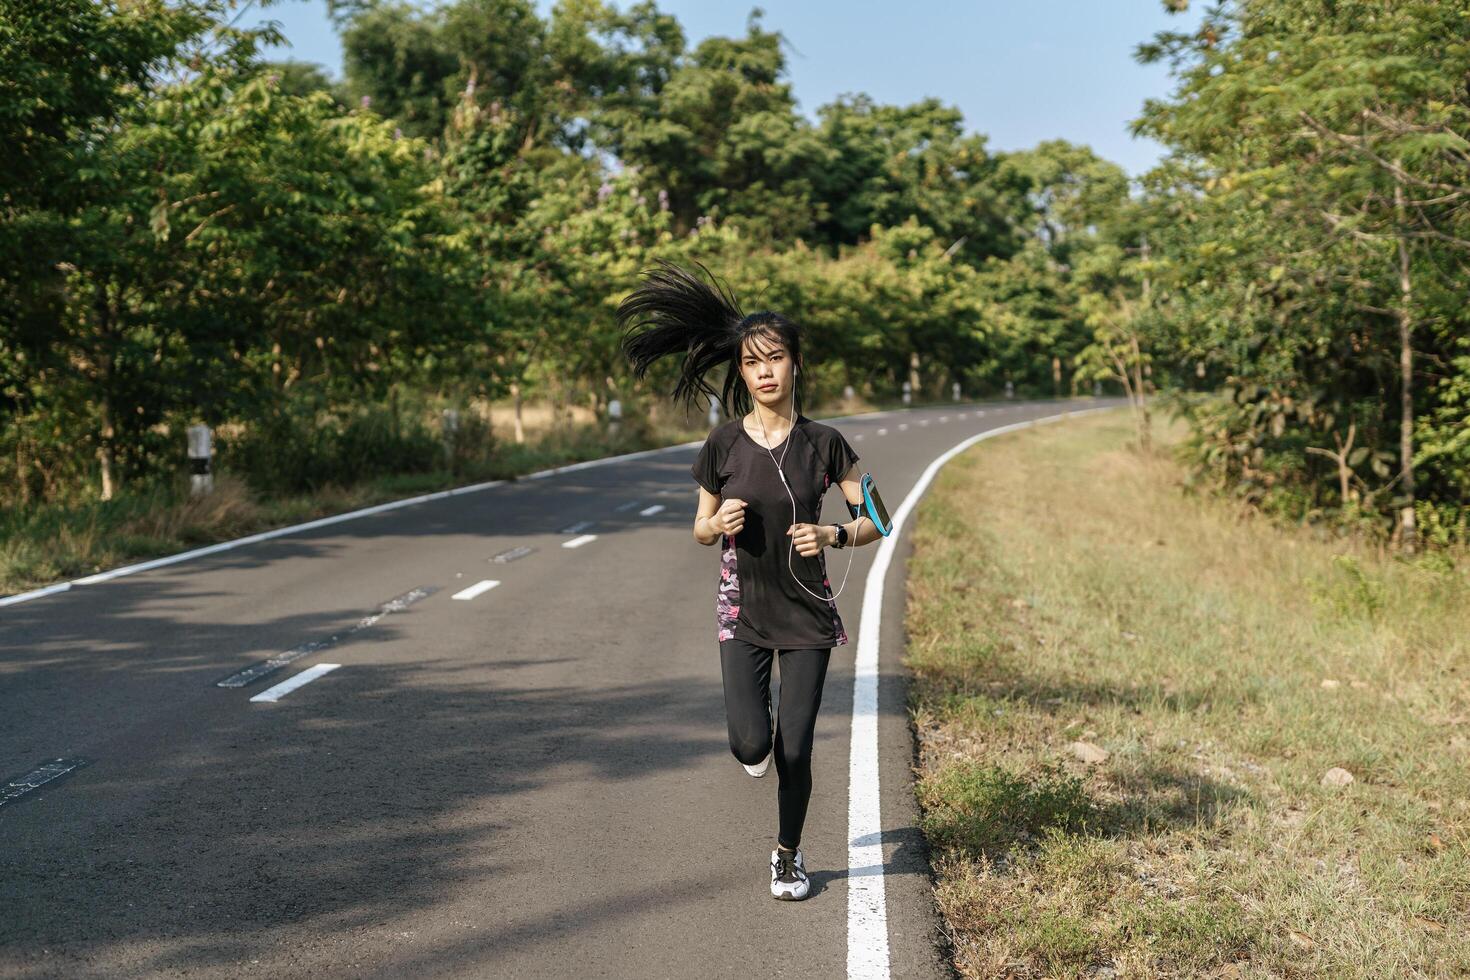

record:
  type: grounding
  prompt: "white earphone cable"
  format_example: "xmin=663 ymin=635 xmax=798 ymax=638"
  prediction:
xmin=753 ymin=391 xmax=864 ymax=602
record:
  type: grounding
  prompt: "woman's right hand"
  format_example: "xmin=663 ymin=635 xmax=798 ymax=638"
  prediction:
xmin=710 ymin=498 xmax=747 ymax=535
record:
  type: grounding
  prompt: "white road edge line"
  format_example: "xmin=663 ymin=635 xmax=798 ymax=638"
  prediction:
xmin=847 ymin=406 xmax=1117 ymax=980
xmin=249 ymin=663 xmax=342 ymax=703
xmin=451 ymin=579 xmax=501 ymax=600
xmin=562 ymin=534 xmax=598 ymax=549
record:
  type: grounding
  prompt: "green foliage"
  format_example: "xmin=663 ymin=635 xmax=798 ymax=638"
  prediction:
xmin=0 ymin=0 xmax=209 ymax=205
xmin=256 ymin=59 xmax=344 ymax=101
xmin=222 ymin=395 xmax=444 ymax=494
xmin=2 ymin=8 xmax=470 ymax=504
xmin=1135 ymin=0 xmax=1470 ymax=544
xmin=25 ymin=0 xmax=1422 ymax=552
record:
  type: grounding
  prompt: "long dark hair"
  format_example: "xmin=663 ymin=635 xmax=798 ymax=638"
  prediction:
xmin=616 ymin=259 xmax=806 ymax=421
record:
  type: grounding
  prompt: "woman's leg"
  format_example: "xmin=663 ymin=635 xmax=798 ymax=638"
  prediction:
xmin=719 ymin=637 xmax=775 ymax=766
xmin=772 ymin=646 xmax=832 ymax=850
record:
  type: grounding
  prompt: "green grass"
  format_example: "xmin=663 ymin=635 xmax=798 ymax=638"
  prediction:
xmin=905 ymin=412 xmax=1470 ymax=979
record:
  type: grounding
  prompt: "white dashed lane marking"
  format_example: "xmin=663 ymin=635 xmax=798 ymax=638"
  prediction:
xmin=876 ymin=428 xmax=887 ymax=436
xmin=214 ymin=586 xmax=435 ymax=689
xmin=0 ymin=758 xmax=89 ymax=810
xmin=249 ymin=663 xmax=342 ymax=703
xmin=451 ymin=580 xmax=501 ymax=600
xmin=639 ymin=504 xmax=665 ymax=516
xmin=560 ymin=520 xmax=595 ymax=534
xmin=562 ymin=534 xmax=598 ymax=549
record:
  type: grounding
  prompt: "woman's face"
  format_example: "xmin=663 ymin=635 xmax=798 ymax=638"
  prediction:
xmin=739 ymin=334 xmax=798 ymax=413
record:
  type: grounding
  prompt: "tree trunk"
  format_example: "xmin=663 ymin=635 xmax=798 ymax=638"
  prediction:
xmin=15 ymin=425 xmax=31 ymax=507
xmin=1394 ymin=169 xmax=1417 ymax=553
xmin=510 ymin=381 xmax=525 ymax=445
xmin=94 ymin=281 xmax=117 ymax=501
xmin=908 ymin=350 xmax=921 ymax=401
xmin=1051 ymin=356 xmax=1062 ymax=397
xmin=1129 ymin=335 xmax=1151 ymax=451
xmin=97 ymin=393 xmax=116 ymax=501
xmin=1136 ymin=236 xmax=1154 ymax=450
xmin=550 ymin=377 xmax=565 ymax=432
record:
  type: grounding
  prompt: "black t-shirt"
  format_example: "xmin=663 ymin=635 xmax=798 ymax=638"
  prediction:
xmin=691 ymin=414 xmax=861 ymax=650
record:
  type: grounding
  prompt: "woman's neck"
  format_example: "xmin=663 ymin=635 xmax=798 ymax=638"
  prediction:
xmin=747 ymin=395 xmax=795 ymax=434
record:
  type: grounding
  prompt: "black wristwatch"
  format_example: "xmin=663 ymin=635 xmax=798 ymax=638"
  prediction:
xmin=830 ymin=523 xmax=849 ymax=548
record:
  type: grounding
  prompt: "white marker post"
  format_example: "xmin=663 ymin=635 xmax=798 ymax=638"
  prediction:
xmin=608 ymin=398 xmax=622 ymax=436
xmin=187 ymin=424 xmax=212 ymax=497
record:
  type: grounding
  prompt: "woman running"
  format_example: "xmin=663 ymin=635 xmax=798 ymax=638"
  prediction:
xmin=617 ymin=259 xmax=881 ymax=901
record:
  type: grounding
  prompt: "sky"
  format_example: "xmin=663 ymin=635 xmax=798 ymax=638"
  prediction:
xmin=252 ymin=0 xmax=1206 ymax=176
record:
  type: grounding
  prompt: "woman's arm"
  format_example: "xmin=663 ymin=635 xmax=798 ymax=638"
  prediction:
xmin=693 ymin=486 xmax=723 ymax=546
xmin=828 ymin=463 xmax=883 ymax=548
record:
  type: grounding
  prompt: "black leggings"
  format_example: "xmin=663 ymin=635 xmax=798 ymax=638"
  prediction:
xmin=719 ymin=637 xmax=832 ymax=851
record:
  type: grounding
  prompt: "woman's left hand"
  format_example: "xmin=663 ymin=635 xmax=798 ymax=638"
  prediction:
xmin=787 ymin=523 xmax=831 ymax=557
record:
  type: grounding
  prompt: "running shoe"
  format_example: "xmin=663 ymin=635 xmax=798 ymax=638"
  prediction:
xmin=770 ymin=847 xmax=810 ymax=900
xmin=742 ymin=746 xmax=773 ymax=777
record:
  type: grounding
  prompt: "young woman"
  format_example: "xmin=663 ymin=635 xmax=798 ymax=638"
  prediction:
xmin=617 ymin=259 xmax=882 ymax=901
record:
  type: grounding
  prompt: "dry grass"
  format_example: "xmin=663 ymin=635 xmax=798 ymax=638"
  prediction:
xmin=904 ymin=412 xmax=1470 ymax=979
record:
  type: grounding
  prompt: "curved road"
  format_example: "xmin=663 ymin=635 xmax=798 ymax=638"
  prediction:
xmin=0 ymin=398 xmax=1117 ymax=979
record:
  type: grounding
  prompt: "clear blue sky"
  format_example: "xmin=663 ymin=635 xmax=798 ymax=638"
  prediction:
xmin=253 ymin=0 xmax=1204 ymax=176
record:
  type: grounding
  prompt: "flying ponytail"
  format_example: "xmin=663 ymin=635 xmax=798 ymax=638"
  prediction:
xmin=616 ymin=258 xmax=806 ymax=421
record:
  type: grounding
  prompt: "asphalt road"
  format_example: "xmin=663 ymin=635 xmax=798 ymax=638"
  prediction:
xmin=0 ymin=398 xmax=1116 ymax=979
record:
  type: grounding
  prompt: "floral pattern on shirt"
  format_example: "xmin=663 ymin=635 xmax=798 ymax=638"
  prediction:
xmin=717 ymin=532 xmax=741 ymax=642
xmin=817 ymin=550 xmax=849 ymax=646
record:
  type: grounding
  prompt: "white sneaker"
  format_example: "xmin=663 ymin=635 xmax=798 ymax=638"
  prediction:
xmin=742 ymin=747 xmax=773 ymax=777
xmin=770 ymin=848 xmax=810 ymax=900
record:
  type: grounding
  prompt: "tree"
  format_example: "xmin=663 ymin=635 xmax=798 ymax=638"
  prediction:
xmin=1135 ymin=0 xmax=1470 ymax=546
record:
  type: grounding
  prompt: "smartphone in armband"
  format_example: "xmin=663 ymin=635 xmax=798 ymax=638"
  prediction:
xmin=845 ymin=472 xmax=893 ymax=536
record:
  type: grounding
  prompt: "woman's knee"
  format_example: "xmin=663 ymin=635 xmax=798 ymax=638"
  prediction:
xmin=776 ymin=733 xmax=814 ymax=772
xmin=729 ymin=730 xmax=772 ymax=765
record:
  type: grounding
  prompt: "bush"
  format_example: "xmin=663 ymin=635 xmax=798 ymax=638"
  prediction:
xmin=221 ymin=399 xmax=445 ymax=494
